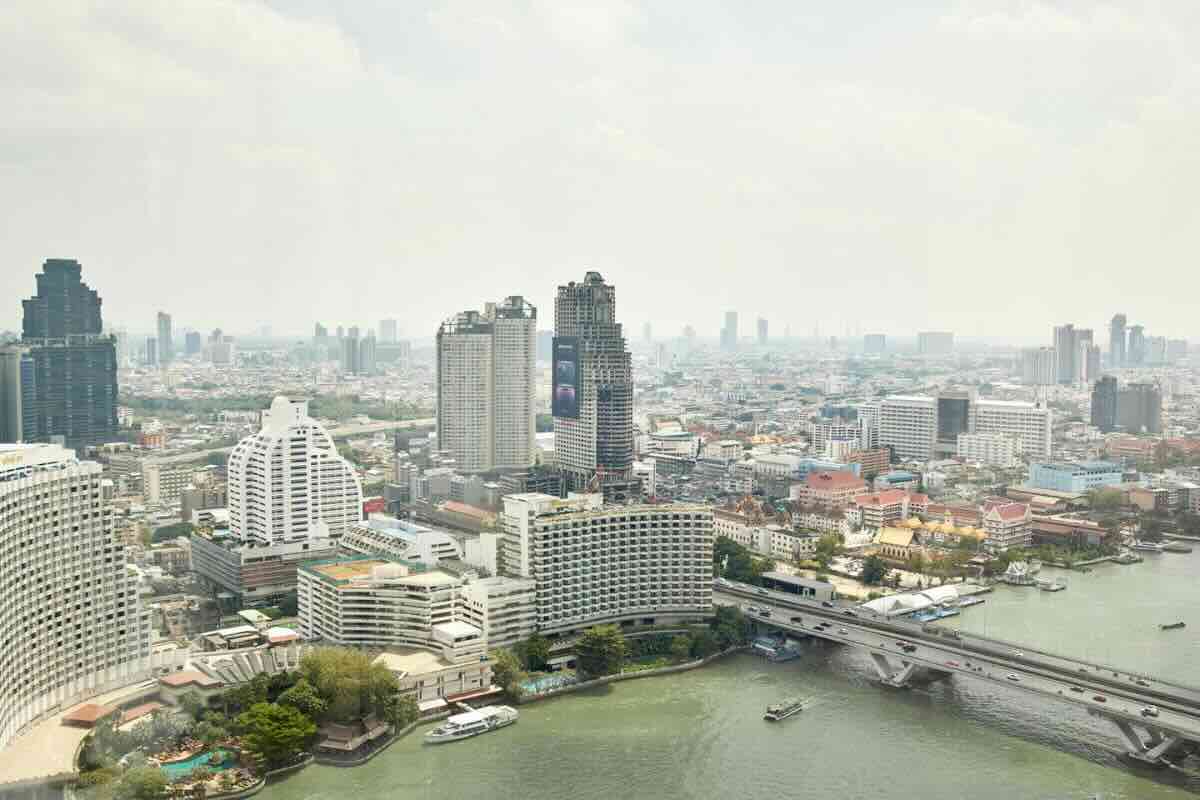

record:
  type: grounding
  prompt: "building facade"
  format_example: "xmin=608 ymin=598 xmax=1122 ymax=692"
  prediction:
xmin=436 ymin=297 xmax=537 ymax=473
xmin=0 ymin=444 xmax=152 ymax=750
xmin=500 ymin=493 xmax=713 ymax=636
xmin=20 ymin=259 xmax=119 ymax=450
xmin=955 ymin=432 xmax=1023 ymax=468
xmin=553 ymin=273 xmax=635 ymax=496
xmin=1028 ymin=461 xmax=1123 ymax=493
xmin=156 ymin=311 xmax=173 ymax=366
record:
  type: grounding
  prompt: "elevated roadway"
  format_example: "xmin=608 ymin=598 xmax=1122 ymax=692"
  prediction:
xmin=717 ymin=580 xmax=1200 ymax=765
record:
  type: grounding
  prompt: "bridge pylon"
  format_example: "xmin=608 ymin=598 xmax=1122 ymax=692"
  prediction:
xmin=1106 ymin=716 xmax=1190 ymax=767
xmin=869 ymin=652 xmax=918 ymax=688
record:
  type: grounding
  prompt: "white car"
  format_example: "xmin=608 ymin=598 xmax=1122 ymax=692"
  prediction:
xmin=1142 ymin=705 xmax=1160 ymax=718
xmin=1006 ymin=673 xmax=1020 ymax=682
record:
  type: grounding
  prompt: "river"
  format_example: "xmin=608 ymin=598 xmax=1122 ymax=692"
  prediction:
xmin=260 ymin=550 xmax=1200 ymax=800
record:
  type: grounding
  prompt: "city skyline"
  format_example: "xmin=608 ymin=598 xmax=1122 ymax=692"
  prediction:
xmin=6 ymin=3 xmax=1200 ymax=340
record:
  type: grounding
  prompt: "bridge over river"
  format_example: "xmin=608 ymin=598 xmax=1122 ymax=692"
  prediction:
xmin=717 ymin=580 xmax=1200 ymax=766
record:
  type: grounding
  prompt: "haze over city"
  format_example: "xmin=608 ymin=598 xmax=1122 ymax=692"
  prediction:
xmin=5 ymin=1 xmax=1200 ymax=341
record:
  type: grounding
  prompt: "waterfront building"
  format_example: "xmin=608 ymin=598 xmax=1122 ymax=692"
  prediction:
xmin=19 ymin=259 xmax=119 ymax=450
xmin=553 ymin=273 xmax=635 ymax=497
xmin=436 ymin=297 xmax=536 ymax=473
xmin=500 ymin=493 xmax=713 ymax=636
xmin=1028 ymin=461 xmax=1123 ymax=493
xmin=956 ymin=432 xmax=1023 ymax=468
xmin=980 ymin=498 xmax=1032 ymax=552
xmin=0 ymin=444 xmax=152 ymax=751
xmin=459 ymin=576 xmax=538 ymax=650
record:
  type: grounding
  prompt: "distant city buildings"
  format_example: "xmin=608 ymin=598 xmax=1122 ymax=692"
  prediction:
xmin=379 ymin=318 xmax=399 ymax=344
xmin=19 ymin=259 xmax=119 ymax=450
xmin=1090 ymin=378 xmax=1162 ymax=434
xmin=756 ymin=317 xmax=768 ymax=346
xmin=553 ymin=272 xmax=635 ymax=497
xmin=184 ymin=330 xmax=202 ymax=357
xmin=720 ymin=311 xmax=738 ymax=351
xmin=863 ymin=334 xmax=886 ymax=354
xmin=156 ymin=311 xmax=173 ymax=366
xmin=1020 ymin=347 xmax=1057 ymax=386
xmin=1109 ymin=314 xmax=1127 ymax=366
xmin=865 ymin=391 xmax=1051 ymax=462
xmin=1028 ymin=461 xmax=1123 ymax=493
xmin=917 ymin=331 xmax=953 ymax=356
xmin=1051 ymin=323 xmax=1097 ymax=383
xmin=436 ymin=296 xmax=537 ymax=473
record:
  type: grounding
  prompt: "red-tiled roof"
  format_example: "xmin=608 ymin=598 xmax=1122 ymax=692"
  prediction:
xmin=120 ymin=702 xmax=164 ymax=725
xmin=805 ymin=471 xmax=866 ymax=490
xmin=159 ymin=670 xmax=222 ymax=689
xmin=63 ymin=703 xmax=117 ymax=725
xmin=987 ymin=502 xmax=1029 ymax=521
xmin=854 ymin=489 xmax=908 ymax=507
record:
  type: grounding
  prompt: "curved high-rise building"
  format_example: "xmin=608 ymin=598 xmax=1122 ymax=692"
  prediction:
xmin=0 ymin=444 xmax=151 ymax=751
xmin=226 ymin=396 xmax=363 ymax=546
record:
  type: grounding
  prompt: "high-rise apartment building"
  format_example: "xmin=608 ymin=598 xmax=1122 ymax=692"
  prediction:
xmin=1167 ymin=339 xmax=1189 ymax=363
xmin=1128 ymin=325 xmax=1146 ymax=365
xmin=553 ymin=273 xmax=635 ymax=496
xmin=1021 ymin=347 xmax=1057 ymax=386
xmin=1145 ymin=336 xmax=1167 ymax=365
xmin=184 ymin=330 xmax=202 ymax=357
xmin=193 ymin=397 xmax=363 ymax=606
xmin=436 ymin=297 xmax=536 ymax=473
xmin=721 ymin=311 xmax=739 ymax=351
xmin=500 ymin=493 xmax=713 ymax=635
xmin=156 ymin=311 xmax=173 ymax=366
xmin=642 ymin=321 xmax=652 ymax=342
xmin=144 ymin=337 xmax=158 ymax=367
xmin=0 ymin=347 xmax=34 ymax=443
xmin=379 ymin=319 xmax=399 ymax=344
xmin=1116 ymin=383 xmax=1162 ymax=434
xmin=1109 ymin=314 xmax=1127 ymax=366
xmin=0 ymin=444 xmax=151 ymax=750
xmin=917 ymin=331 xmax=953 ymax=356
xmin=870 ymin=393 xmax=1051 ymax=462
xmin=1091 ymin=376 xmax=1119 ymax=433
xmin=20 ymin=259 xmax=119 ymax=451
xmin=1052 ymin=324 xmax=1096 ymax=383
xmin=227 ymin=396 xmax=363 ymax=546
xmin=756 ymin=318 xmax=768 ymax=345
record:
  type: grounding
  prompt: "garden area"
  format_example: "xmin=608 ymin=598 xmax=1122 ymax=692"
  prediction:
xmin=493 ymin=607 xmax=753 ymax=699
xmin=74 ymin=647 xmax=420 ymax=799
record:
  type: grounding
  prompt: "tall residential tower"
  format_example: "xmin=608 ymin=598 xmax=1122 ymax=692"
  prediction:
xmin=436 ymin=296 xmax=537 ymax=473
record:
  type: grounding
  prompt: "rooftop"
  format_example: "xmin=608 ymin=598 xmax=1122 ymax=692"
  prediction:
xmin=374 ymin=648 xmax=454 ymax=676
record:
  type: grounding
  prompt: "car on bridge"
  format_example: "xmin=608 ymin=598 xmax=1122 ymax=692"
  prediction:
xmin=1069 ymin=685 xmax=1084 ymax=693
xmin=1142 ymin=705 xmax=1159 ymax=717
xmin=1093 ymin=695 xmax=1107 ymax=703
xmin=1006 ymin=673 xmax=1020 ymax=682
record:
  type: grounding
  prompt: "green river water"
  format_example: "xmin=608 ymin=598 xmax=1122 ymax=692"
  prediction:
xmin=261 ymin=550 xmax=1200 ymax=800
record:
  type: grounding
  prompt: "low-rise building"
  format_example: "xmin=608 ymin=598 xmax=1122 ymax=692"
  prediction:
xmin=850 ymin=490 xmax=929 ymax=530
xmin=338 ymin=516 xmax=462 ymax=565
xmin=1028 ymin=461 xmax=1123 ymax=493
xmin=790 ymin=471 xmax=868 ymax=511
xmin=956 ymin=432 xmax=1023 ymax=468
xmin=981 ymin=498 xmax=1032 ymax=552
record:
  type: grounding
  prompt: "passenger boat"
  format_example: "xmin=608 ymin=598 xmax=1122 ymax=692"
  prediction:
xmin=764 ymin=697 xmax=804 ymax=722
xmin=1160 ymin=622 xmax=1186 ymax=631
xmin=425 ymin=706 xmax=519 ymax=743
xmin=1132 ymin=541 xmax=1164 ymax=553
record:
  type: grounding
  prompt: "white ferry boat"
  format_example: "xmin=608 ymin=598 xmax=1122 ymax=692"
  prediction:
xmin=425 ymin=706 xmax=518 ymax=744
xmin=1132 ymin=541 xmax=1164 ymax=553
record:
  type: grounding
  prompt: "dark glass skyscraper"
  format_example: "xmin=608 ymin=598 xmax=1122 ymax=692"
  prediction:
xmin=20 ymin=259 xmax=119 ymax=450
xmin=1109 ymin=314 xmax=1127 ymax=367
xmin=553 ymin=271 xmax=635 ymax=498
xmin=1090 ymin=375 xmax=1118 ymax=433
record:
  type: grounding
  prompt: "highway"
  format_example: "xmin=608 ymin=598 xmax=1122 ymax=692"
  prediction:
xmin=716 ymin=581 xmax=1200 ymax=761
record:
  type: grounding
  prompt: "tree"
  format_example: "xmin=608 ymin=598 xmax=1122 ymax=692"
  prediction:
xmin=489 ymin=649 xmax=527 ymax=698
xmin=711 ymin=605 xmax=751 ymax=649
xmin=521 ymin=633 xmax=551 ymax=672
xmin=1140 ymin=516 xmax=1164 ymax=542
xmin=236 ymin=703 xmax=316 ymax=769
xmin=860 ymin=555 xmax=888 ymax=585
xmin=688 ymin=627 xmax=719 ymax=659
xmin=113 ymin=767 xmax=169 ymax=800
xmin=574 ymin=625 xmax=629 ymax=678
xmin=713 ymin=536 xmax=771 ymax=585
xmin=1089 ymin=488 xmax=1125 ymax=513
xmin=180 ymin=691 xmax=206 ymax=720
xmin=193 ymin=720 xmax=227 ymax=748
xmin=152 ymin=522 xmax=194 ymax=543
xmin=298 ymin=646 xmax=399 ymax=723
xmin=381 ymin=693 xmax=419 ymax=728
xmin=277 ymin=679 xmax=327 ymax=720
xmin=669 ymin=635 xmax=693 ymax=663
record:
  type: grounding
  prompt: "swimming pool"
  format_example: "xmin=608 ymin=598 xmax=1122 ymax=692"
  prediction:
xmin=159 ymin=749 xmax=235 ymax=779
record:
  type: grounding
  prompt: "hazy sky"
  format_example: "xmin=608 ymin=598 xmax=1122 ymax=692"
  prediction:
xmin=3 ymin=2 xmax=1199 ymax=343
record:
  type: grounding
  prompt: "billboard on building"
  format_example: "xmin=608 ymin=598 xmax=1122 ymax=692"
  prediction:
xmin=552 ymin=336 xmax=580 ymax=419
